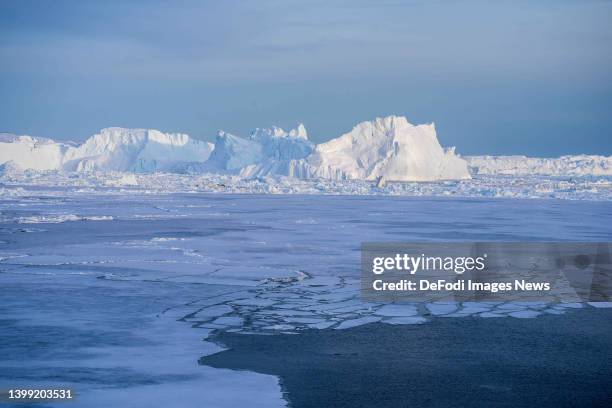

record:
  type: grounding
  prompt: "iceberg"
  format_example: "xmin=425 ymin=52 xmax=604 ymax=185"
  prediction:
xmin=200 ymin=123 xmax=314 ymax=177
xmin=0 ymin=128 xmax=214 ymax=173
xmin=298 ymin=116 xmax=471 ymax=181
xmin=0 ymin=133 xmax=69 ymax=171
xmin=63 ymin=128 xmax=214 ymax=173
xmin=3 ymin=116 xmax=609 ymax=182
xmin=239 ymin=117 xmax=470 ymax=182
xmin=467 ymin=155 xmax=612 ymax=177
xmin=239 ymin=124 xmax=315 ymax=178
xmin=202 ymin=130 xmax=264 ymax=172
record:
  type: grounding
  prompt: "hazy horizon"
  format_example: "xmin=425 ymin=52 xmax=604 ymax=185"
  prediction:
xmin=1 ymin=0 xmax=611 ymax=156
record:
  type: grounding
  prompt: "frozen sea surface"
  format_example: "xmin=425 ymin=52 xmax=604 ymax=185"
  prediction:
xmin=1 ymin=170 xmax=612 ymax=201
xmin=1 ymin=191 xmax=611 ymax=406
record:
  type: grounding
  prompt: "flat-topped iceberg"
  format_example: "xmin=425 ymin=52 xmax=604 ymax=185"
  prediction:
xmin=0 ymin=128 xmax=214 ymax=173
xmin=64 ymin=128 xmax=214 ymax=173
xmin=0 ymin=133 xmax=69 ymax=171
xmin=467 ymin=155 xmax=612 ymax=176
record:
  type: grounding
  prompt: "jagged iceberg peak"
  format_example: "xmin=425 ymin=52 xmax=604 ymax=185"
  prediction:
xmin=206 ymin=125 xmax=314 ymax=175
xmin=305 ymin=115 xmax=471 ymax=181
xmin=352 ymin=115 xmax=420 ymax=135
xmin=249 ymin=123 xmax=308 ymax=141
xmin=251 ymin=124 xmax=313 ymax=161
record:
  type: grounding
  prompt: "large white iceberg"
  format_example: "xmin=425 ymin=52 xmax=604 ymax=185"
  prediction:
xmin=0 ymin=133 xmax=69 ymax=171
xmin=203 ymin=131 xmax=264 ymax=172
xmin=0 ymin=128 xmax=214 ymax=173
xmin=238 ymin=124 xmax=315 ymax=178
xmin=63 ymin=128 xmax=214 ymax=173
xmin=240 ymin=116 xmax=471 ymax=181
xmin=298 ymin=116 xmax=471 ymax=181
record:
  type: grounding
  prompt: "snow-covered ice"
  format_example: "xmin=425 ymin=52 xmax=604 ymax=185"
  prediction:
xmin=1 ymin=169 xmax=611 ymax=201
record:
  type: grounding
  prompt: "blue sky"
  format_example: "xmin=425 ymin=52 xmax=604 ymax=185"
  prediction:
xmin=1 ymin=0 xmax=611 ymax=156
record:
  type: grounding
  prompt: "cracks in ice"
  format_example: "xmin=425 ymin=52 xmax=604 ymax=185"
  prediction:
xmin=166 ymin=275 xmax=606 ymax=337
